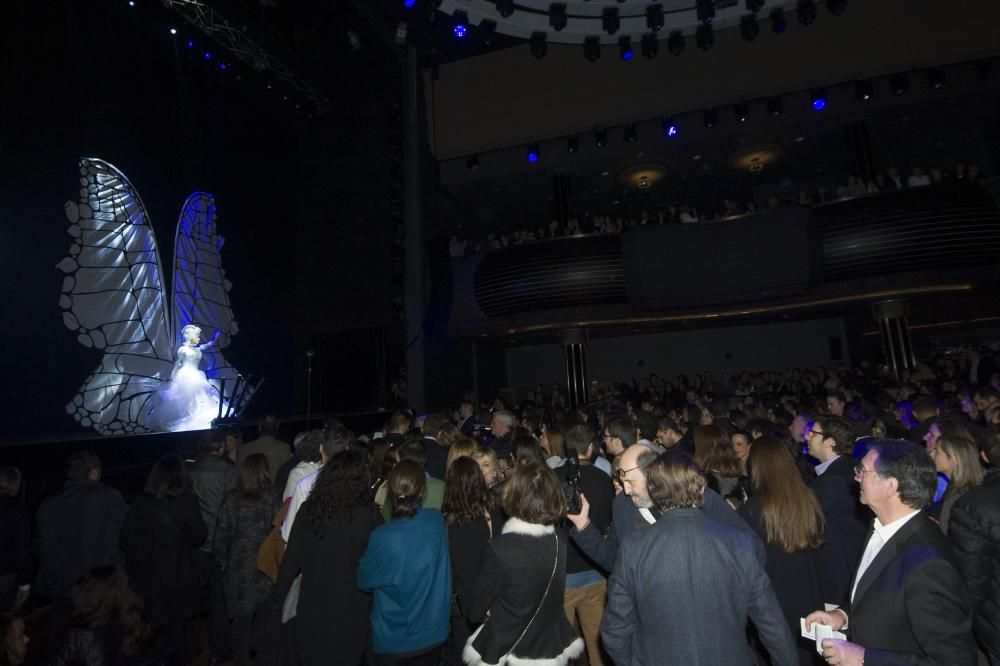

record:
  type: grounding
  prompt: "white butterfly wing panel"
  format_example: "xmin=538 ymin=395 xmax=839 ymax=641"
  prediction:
xmin=57 ymin=158 xmax=173 ymax=434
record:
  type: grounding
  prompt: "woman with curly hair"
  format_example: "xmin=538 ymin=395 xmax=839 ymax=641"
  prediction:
xmin=442 ymin=457 xmax=495 ymax=663
xmin=51 ymin=566 xmax=151 ymax=666
xmin=274 ymin=449 xmax=381 ymax=666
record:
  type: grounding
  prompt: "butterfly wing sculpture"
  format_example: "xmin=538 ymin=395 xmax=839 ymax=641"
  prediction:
xmin=57 ymin=158 xmax=245 ymax=435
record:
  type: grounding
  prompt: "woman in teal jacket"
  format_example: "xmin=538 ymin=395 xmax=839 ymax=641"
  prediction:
xmin=358 ymin=459 xmax=451 ymax=665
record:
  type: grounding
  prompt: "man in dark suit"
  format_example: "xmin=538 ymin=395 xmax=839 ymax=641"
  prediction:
xmin=456 ymin=401 xmax=477 ymax=437
xmin=421 ymin=413 xmax=450 ymax=480
xmin=806 ymin=439 xmax=976 ymax=666
xmin=568 ymin=444 xmax=763 ymax=572
xmin=806 ymin=416 xmax=869 ymax=607
xmin=601 ymin=452 xmax=796 ymax=665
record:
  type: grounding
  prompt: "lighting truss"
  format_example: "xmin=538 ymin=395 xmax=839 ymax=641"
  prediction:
xmin=159 ymin=0 xmax=332 ymax=115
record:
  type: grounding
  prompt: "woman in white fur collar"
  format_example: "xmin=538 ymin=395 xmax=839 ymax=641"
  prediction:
xmin=463 ymin=460 xmax=584 ymax=666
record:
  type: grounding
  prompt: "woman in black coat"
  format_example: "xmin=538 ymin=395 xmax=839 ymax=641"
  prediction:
xmin=737 ymin=436 xmax=825 ymax=666
xmin=213 ymin=454 xmax=279 ymax=666
xmin=464 ymin=460 xmax=583 ymax=666
xmin=441 ymin=457 xmax=494 ymax=665
xmin=272 ymin=449 xmax=382 ymax=666
xmin=120 ymin=454 xmax=207 ymax=662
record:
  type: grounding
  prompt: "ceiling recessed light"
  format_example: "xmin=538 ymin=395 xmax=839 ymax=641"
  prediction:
xmin=692 ymin=154 xmax=702 ymax=160
xmin=601 ymin=170 xmax=610 ymax=176
xmin=794 ymin=136 xmax=806 ymax=142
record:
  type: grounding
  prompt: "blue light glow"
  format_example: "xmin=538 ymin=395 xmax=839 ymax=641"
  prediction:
xmin=621 ymin=50 xmax=633 ymax=61
xmin=527 ymin=150 xmax=539 ymax=163
xmin=204 ymin=52 xmax=212 ymax=60
xmin=667 ymin=125 xmax=678 ymax=137
xmin=453 ymin=23 xmax=467 ymax=38
xmin=187 ymin=40 xmax=194 ymax=48
xmin=219 ymin=63 xmax=227 ymax=71
xmin=403 ymin=0 xmax=416 ymax=6
xmin=812 ymin=97 xmax=826 ymax=111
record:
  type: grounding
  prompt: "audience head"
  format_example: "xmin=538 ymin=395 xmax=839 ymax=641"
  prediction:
xmin=930 ymin=436 xmax=984 ymax=494
xmin=617 ymin=444 xmax=659 ymax=509
xmin=645 ymin=451 xmax=706 ymax=513
xmin=511 ymin=437 xmax=546 ymax=465
xmin=397 ymin=436 xmax=427 ymax=467
xmin=367 ymin=438 xmax=390 ymax=484
xmin=295 ymin=430 xmax=324 ymax=463
xmin=635 ymin=412 xmax=658 ymax=442
xmin=0 ymin=467 xmax=21 ymax=497
xmin=807 ymin=416 xmax=855 ymax=461
xmin=442 ymin=456 xmax=492 ymax=527
xmin=257 ymin=415 xmax=280 ymax=437
xmin=70 ymin=566 xmax=149 ymax=657
xmin=422 ymin=413 xmax=449 ymax=439
xmin=321 ymin=428 xmax=350 ymax=463
xmin=501 ymin=460 xmax=566 ymax=525
xmin=540 ymin=424 xmax=566 ymax=460
xmin=655 ymin=417 xmax=683 ymax=447
xmin=860 ymin=439 xmax=936 ymax=514
xmin=143 ymin=454 xmax=191 ymax=500
xmin=826 ymin=391 xmax=847 ymax=417
xmin=236 ymin=453 xmax=271 ymax=501
xmin=436 ymin=422 xmax=462 ymax=449
xmin=911 ymin=396 xmax=939 ymax=422
xmin=747 ymin=436 xmax=825 ymax=552
xmin=197 ymin=429 xmax=227 ymax=457
xmin=788 ymin=413 xmax=811 ymax=442
xmin=458 ymin=401 xmax=475 ymax=419
xmin=446 ymin=437 xmax=478 ymax=471
xmin=67 ymin=450 xmax=101 ymax=482
xmin=563 ymin=424 xmax=595 ymax=459
xmin=490 ymin=410 xmax=515 ymax=437
xmin=730 ymin=431 xmax=751 ymax=465
xmin=471 ymin=446 xmax=503 ymax=488
xmin=923 ymin=418 xmax=974 ymax=449
xmin=387 ymin=459 xmax=426 ymax=519
xmin=0 ymin=614 xmax=29 ymax=666
xmin=300 ymin=449 xmax=371 ymax=529
xmin=603 ymin=417 xmax=636 ymax=457
xmin=692 ymin=425 xmax=742 ymax=477
xmin=386 ymin=411 xmax=412 ymax=435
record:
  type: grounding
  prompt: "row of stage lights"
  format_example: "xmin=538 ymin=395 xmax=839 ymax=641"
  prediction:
xmin=420 ymin=0 xmax=847 ymax=61
xmin=466 ymin=68 xmax=950 ymax=170
xmin=125 ymin=0 xmax=315 ymax=117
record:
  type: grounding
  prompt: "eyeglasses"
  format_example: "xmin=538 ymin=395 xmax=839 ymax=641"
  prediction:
xmin=806 ymin=428 xmax=824 ymax=437
xmin=614 ymin=465 xmax=642 ymax=483
xmin=853 ymin=464 xmax=878 ymax=479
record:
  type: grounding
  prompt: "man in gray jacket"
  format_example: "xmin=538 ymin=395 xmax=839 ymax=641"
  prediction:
xmin=601 ymin=451 xmax=796 ymax=666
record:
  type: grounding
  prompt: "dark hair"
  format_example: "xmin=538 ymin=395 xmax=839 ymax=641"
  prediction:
xmin=236 ymin=453 xmax=271 ymax=502
xmin=564 ymin=424 xmax=594 ymax=453
xmin=0 ymin=467 xmax=21 ymax=497
xmin=298 ymin=449 xmax=371 ymax=530
xmin=656 ymin=416 xmax=681 ymax=434
xmin=367 ymin=438 xmax=390 ymax=485
xmin=422 ymin=413 xmax=449 ymax=437
xmin=983 ymin=428 xmax=1000 ymax=466
xmin=197 ymin=429 xmax=227 ymax=456
xmin=645 ymin=451 xmax=706 ymax=512
xmin=869 ymin=439 xmax=937 ymax=510
xmin=70 ymin=566 xmax=150 ymax=657
xmin=748 ymin=437 xmax=825 ymax=553
xmin=257 ymin=415 xmax=280 ymax=436
xmin=321 ymin=428 xmax=350 ymax=460
xmin=635 ymin=413 xmax=658 ymax=441
xmin=606 ymin=417 xmax=636 ymax=447
xmin=692 ymin=425 xmax=742 ymax=477
xmin=511 ymin=437 xmax=546 ymax=465
xmin=67 ymin=451 xmax=100 ymax=481
xmin=295 ymin=430 xmax=324 ymax=463
xmin=397 ymin=436 xmax=427 ymax=466
xmin=442 ymin=457 xmax=492 ymax=527
xmin=388 ymin=460 xmax=426 ymax=519
xmin=815 ymin=416 xmax=855 ymax=456
xmin=436 ymin=422 xmax=462 ymax=448
xmin=143 ymin=454 xmax=191 ymax=500
xmin=386 ymin=411 xmax=412 ymax=434
xmin=501 ymin=460 xmax=566 ymax=525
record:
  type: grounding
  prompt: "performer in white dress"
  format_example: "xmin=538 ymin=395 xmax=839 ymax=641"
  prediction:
xmin=150 ymin=325 xmax=224 ymax=432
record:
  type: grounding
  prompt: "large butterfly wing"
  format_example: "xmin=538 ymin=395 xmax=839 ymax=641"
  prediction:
xmin=56 ymin=158 xmax=174 ymax=434
xmin=170 ymin=193 xmax=243 ymax=407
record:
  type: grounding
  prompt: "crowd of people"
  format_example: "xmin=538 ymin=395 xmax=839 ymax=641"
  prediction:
xmin=448 ymin=160 xmax=988 ymax=257
xmin=2 ymin=347 xmax=1000 ymax=665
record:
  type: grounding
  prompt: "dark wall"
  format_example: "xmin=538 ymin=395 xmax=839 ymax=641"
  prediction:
xmin=0 ymin=1 xmax=392 ymax=440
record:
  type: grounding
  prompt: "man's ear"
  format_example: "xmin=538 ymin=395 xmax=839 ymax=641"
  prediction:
xmin=883 ymin=475 xmax=900 ymax=499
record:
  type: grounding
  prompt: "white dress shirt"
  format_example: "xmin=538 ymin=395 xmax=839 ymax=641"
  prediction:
xmin=850 ymin=509 xmax=920 ymax=603
xmin=281 ymin=469 xmax=320 ymax=542
xmin=814 ymin=454 xmax=840 ymax=476
xmin=282 ymin=460 xmax=322 ymax=501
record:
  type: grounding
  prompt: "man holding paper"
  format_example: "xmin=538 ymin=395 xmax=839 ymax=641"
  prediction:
xmin=804 ymin=439 xmax=976 ymax=665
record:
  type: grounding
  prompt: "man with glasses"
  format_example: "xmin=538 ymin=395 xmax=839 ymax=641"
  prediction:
xmin=806 ymin=417 xmax=869 ymax=608
xmin=805 ymin=440 xmax=975 ymax=666
xmin=602 ymin=418 xmax=634 ymax=459
xmin=568 ymin=443 xmax=761 ymax=573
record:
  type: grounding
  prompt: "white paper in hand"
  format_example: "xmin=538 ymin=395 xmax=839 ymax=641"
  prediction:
xmin=800 ymin=618 xmax=847 ymax=654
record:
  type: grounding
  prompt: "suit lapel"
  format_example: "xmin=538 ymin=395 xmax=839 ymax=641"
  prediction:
xmin=850 ymin=513 xmax=924 ymax=608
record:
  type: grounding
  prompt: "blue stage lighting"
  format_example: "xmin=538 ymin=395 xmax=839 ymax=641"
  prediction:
xmin=662 ymin=116 xmax=678 ymax=137
xmin=186 ymin=40 xmax=194 ymax=48
xmin=811 ymin=90 xmax=827 ymax=110
xmin=619 ymin=36 xmax=633 ymax=61
xmin=204 ymin=52 xmax=212 ymax=60
xmin=403 ymin=0 xmax=416 ymax=7
xmin=219 ymin=63 xmax=227 ymax=71
xmin=453 ymin=10 xmax=469 ymax=38
xmin=527 ymin=144 xmax=540 ymax=163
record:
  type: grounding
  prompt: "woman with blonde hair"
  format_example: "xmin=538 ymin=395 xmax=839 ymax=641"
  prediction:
xmin=737 ymin=436 xmax=825 ymax=665
xmin=929 ymin=435 xmax=984 ymax=534
xmin=446 ymin=437 xmax=478 ymax=471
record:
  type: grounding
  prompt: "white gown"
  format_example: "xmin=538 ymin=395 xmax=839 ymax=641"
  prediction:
xmin=150 ymin=344 xmax=225 ymax=432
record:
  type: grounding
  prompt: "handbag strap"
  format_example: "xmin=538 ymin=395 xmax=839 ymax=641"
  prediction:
xmin=507 ymin=532 xmax=559 ymax=657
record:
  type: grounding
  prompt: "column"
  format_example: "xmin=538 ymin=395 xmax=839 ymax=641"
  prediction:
xmin=402 ymin=45 xmax=425 ymax=410
xmin=872 ymin=299 xmax=917 ymax=378
xmin=562 ymin=329 xmax=589 ymax=408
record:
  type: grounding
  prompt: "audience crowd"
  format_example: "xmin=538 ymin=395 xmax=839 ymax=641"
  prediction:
xmin=449 ymin=160 xmax=988 ymax=257
xmin=2 ymin=344 xmax=1000 ymax=665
